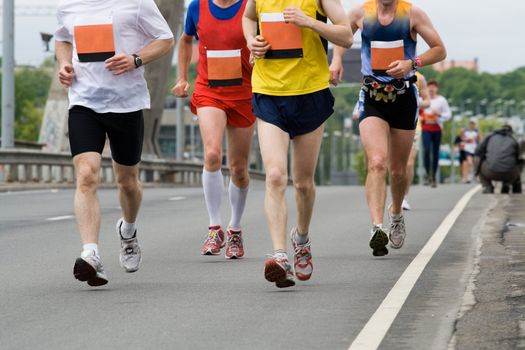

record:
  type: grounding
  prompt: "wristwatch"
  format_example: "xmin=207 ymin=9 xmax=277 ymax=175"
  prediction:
xmin=132 ymin=54 xmax=143 ymax=68
xmin=411 ymin=58 xmax=418 ymax=71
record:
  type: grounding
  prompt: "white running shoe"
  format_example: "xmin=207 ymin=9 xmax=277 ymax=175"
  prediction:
xmin=73 ymin=250 xmax=108 ymax=287
xmin=389 ymin=215 xmax=406 ymax=249
xmin=402 ymin=199 xmax=411 ymax=211
xmin=117 ymin=218 xmax=142 ymax=273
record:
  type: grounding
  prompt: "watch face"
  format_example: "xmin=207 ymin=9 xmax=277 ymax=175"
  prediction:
xmin=135 ymin=55 xmax=142 ymax=67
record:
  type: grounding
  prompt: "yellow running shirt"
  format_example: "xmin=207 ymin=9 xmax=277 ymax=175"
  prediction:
xmin=252 ymin=0 xmax=330 ymax=96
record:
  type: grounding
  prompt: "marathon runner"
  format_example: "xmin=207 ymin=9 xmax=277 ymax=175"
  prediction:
xmin=172 ymin=0 xmax=255 ymax=259
xmin=243 ymin=0 xmax=351 ymax=287
xmin=330 ymin=0 xmax=446 ymax=256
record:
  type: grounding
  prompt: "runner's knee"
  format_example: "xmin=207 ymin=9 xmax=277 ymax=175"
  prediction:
xmin=204 ymin=149 xmax=223 ymax=170
xmin=75 ymin=163 xmax=99 ymax=192
xmin=368 ymin=156 xmax=388 ymax=174
xmin=294 ymin=179 xmax=315 ymax=196
xmin=389 ymin=167 xmax=406 ymax=181
xmin=266 ymin=168 xmax=288 ymax=190
xmin=230 ymin=164 xmax=248 ymax=183
xmin=116 ymin=173 xmax=141 ymax=195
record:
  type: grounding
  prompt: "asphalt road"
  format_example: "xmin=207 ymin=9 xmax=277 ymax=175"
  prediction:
xmin=0 ymin=183 xmax=483 ymax=350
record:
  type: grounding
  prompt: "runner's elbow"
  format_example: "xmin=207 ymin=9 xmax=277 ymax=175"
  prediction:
xmin=337 ymin=35 xmax=352 ymax=49
xmin=167 ymin=38 xmax=176 ymax=50
xmin=340 ymin=29 xmax=353 ymax=48
xmin=438 ymin=46 xmax=447 ymax=61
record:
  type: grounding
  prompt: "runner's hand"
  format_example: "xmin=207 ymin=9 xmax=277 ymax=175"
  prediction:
xmin=171 ymin=80 xmax=190 ymax=98
xmin=105 ymin=54 xmax=135 ymax=76
xmin=58 ymin=63 xmax=75 ymax=88
xmin=247 ymin=35 xmax=270 ymax=59
xmin=386 ymin=60 xmax=412 ymax=80
xmin=329 ymin=58 xmax=344 ymax=86
xmin=283 ymin=6 xmax=313 ymax=28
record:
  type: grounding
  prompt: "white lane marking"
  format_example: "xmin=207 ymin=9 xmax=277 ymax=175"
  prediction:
xmin=349 ymin=185 xmax=481 ymax=350
xmin=169 ymin=196 xmax=186 ymax=201
xmin=0 ymin=189 xmax=60 ymax=196
xmin=46 ymin=215 xmax=74 ymax=221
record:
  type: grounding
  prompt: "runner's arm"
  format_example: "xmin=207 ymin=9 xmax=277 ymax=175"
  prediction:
xmin=418 ymin=74 xmax=431 ymax=109
xmin=329 ymin=5 xmax=362 ymax=84
xmin=411 ymin=6 xmax=446 ymax=66
xmin=136 ymin=38 xmax=175 ymax=66
xmin=105 ymin=38 xmax=174 ymax=76
xmin=440 ymin=98 xmax=452 ymax=122
xmin=243 ymin=0 xmax=271 ymax=59
xmin=284 ymin=0 xmax=351 ymax=48
xmin=55 ymin=40 xmax=75 ymax=88
xmin=172 ymin=33 xmax=193 ymax=97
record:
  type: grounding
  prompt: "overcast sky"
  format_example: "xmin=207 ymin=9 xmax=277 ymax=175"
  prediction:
xmin=2 ymin=0 xmax=524 ymax=73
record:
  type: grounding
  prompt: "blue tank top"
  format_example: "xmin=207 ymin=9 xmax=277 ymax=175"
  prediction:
xmin=361 ymin=0 xmax=417 ymax=82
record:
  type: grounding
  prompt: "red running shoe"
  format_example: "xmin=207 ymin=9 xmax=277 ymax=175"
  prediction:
xmin=225 ymin=227 xmax=244 ymax=259
xmin=290 ymin=228 xmax=313 ymax=281
xmin=201 ymin=226 xmax=225 ymax=255
xmin=264 ymin=253 xmax=295 ymax=288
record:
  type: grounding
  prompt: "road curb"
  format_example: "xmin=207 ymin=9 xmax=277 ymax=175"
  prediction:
xmin=451 ymin=194 xmax=525 ymax=349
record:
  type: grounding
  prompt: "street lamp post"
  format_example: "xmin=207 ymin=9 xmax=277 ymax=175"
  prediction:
xmin=1 ymin=0 xmax=15 ymax=149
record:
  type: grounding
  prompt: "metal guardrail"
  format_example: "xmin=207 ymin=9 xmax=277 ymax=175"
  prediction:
xmin=0 ymin=149 xmax=266 ymax=186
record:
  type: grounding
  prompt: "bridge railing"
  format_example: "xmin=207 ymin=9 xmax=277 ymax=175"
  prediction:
xmin=0 ymin=149 xmax=266 ymax=186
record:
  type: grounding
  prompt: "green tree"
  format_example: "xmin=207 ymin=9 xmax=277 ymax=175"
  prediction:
xmin=0 ymin=66 xmax=52 ymax=142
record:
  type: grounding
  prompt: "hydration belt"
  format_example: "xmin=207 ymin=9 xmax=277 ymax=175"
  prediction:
xmin=361 ymin=75 xmax=417 ymax=103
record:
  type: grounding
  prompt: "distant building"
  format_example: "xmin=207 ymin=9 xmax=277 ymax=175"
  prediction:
xmin=433 ymin=58 xmax=479 ymax=72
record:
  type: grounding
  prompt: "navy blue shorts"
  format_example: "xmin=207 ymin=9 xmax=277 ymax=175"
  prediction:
xmin=252 ymin=89 xmax=334 ymax=138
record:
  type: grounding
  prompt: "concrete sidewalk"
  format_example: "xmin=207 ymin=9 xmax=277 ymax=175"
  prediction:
xmin=452 ymin=193 xmax=525 ymax=349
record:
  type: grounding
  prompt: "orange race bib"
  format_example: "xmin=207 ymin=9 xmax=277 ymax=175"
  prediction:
xmin=207 ymin=49 xmax=243 ymax=87
xmin=260 ymin=13 xmax=303 ymax=59
xmin=74 ymin=17 xmax=115 ymax=62
xmin=371 ymin=40 xmax=404 ymax=76
xmin=422 ymin=111 xmax=438 ymax=124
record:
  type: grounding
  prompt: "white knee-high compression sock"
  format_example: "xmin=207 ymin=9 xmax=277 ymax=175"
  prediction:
xmin=228 ymin=180 xmax=249 ymax=231
xmin=202 ymin=169 xmax=224 ymax=227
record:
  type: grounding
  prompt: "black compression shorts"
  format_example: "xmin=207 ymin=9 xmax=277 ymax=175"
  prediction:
xmin=360 ymin=84 xmax=419 ymax=130
xmin=68 ymin=105 xmax=144 ymax=166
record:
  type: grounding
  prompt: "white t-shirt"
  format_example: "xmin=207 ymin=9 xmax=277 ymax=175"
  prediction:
xmin=55 ymin=0 xmax=173 ymax=113
xmin=463 ymin=129 xmax=480 ymax=154
xmin=424 ymin=95 xmax=452 ymax=128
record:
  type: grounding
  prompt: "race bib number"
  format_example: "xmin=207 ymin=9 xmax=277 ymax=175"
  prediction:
xmin=260 ymin=13 xmax=303 ymax=59
xmin=422 ymin=111 xmax=438 ymax=124
xmin=74 ymin=16 xmax=115 ymax=62
xmin=371 ymin=40 xmax=404 ymax=76
xmin=207 ymin=49 xmax=243 ymax=87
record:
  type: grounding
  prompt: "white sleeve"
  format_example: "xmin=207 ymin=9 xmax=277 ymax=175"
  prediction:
xmin=55 ymin=7 xmax=73 ymax=42
xmin=440 ymin=97 xmax=452 ymax=122
xmin=137 ymin=0 xmax=174 ymax=40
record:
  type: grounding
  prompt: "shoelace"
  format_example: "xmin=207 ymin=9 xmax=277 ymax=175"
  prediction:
xmin=227 ymin=234 xmax=242 ymax=249
xmin=122 ymin=241 xmax=138 ymax=259
xmin=294 ymin=243 xmax=311 ymax=261
xmin=391 ymin=220 xmax=405 ymax=237
xmin=206 ymin=229 xmax=221 ymax=241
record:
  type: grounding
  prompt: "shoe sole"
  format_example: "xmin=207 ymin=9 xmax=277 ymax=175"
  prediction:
xmin=73 ymin=258 xmax=108 ymax=287
xmin=389 ymin=237 xmax=405 ymax=249
xmin=295 ymin=271 xmax=312 ymax=281
xmin=264 ymin=260 xmax=295 ymax=288
xmin=369 ymin=231 xmax=389 ymax=257
xmin=202 ymin=249 xmax=221 ymax=256
xmin=120 ymin=263 xmax=140 ymax=273
xmin=225 ymin=253 xmax=244 ymax=259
